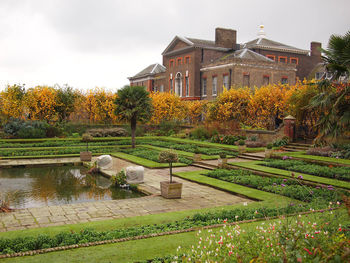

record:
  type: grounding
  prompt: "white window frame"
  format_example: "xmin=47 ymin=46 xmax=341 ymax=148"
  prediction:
xmin=212 ymin=76 xmax=217 ymax=96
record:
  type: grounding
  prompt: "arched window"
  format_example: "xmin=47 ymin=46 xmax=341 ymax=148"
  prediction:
xmin=175 ymin=72 xmax=182 ymax=97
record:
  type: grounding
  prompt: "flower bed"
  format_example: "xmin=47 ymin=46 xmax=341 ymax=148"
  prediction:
xmin=204 ymin=169 xmax=347 ymax=203
xmin=141 ymin=139 xmax=236 ymax=156
xmin=0 ymin=203 xmax=340 ymax=255
xmin=263 ymin=159 xmax=350 ymax=181
xmin=0 ymin=146 xmax=120 ymax=157
xmin=118 ymin=147 xmax=193 ymax=165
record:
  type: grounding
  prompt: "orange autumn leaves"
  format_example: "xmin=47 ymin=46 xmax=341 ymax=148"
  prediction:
xmin=150 ymin=92 xmax=207 ymax=124
xmin=208 ymin=83 xmax=302 ymax=129
xmin=1 ymin=82 xmax=317 ymax=128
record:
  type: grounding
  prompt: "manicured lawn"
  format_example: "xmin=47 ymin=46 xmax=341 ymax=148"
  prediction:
xmin=229 ymin=160 xmax=350 ymax=189
xmin=110 ymin=152 xmax=187 ymax=168
xmin=173 ymin=170 xmax=296 ymax=205
xmin=2 ymin=209 xmax=347 ymax=263
xmin=275 ymin=151 xmax=350 ymax=166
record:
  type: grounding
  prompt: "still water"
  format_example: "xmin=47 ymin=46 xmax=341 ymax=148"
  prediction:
xmin=0 ymin=165 xmax=144 ymax=209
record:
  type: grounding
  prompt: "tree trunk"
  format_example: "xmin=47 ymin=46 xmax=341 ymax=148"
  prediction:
xmin=131 ymin=117 xmax=137 ymax=148
xmin=169 ymin=162 xmax=173 ymax=183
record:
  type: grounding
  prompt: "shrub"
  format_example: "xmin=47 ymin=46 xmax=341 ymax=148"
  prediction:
xmin=307 ymin=146 xmax=334 ymax=157
xmin=245 ymin=141 xmax=265 ymax=148
xmin=87 ymin=128 xmax=127 ymax=137
xmin=111 ymin=170 xmax=127 ymax=186
xmin=4 ymin=119 xmax=51 ymax=139
xmin=157 ymin=120 xmax=181 ymax=136
xmin=189 ymin=126 xmax=211 ymax=140
xmin=272 ymin=136 xmax=289 ymax=147
xmin=266 ymin=143 xmax=273 ymax=149
xmin=238 ymin=139 xmax=245 ymax=146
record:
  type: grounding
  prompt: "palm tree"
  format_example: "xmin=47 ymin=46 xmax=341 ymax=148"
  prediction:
xmin=114 ymin=86 xmax=152 ymax=148
xmin=308 ymin=31 xmax=350 ymax=143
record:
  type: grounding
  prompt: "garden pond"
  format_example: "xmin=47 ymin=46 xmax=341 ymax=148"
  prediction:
xmin=0 ymin=165 xmax=144 ymax=209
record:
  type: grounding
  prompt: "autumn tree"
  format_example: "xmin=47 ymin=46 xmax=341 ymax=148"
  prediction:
xmin=114 ymin=86 xmax=152 ymax=148
xmin=82 ymin=88 xmax=117 ymax=123
xmin=149 ymin=92 xmax=186 ymax=124
xmin=184 ymin=100 xmax=208 ymax=124
xmin=25 ymin=86 xmax=58 ymax=122
xmin=207 ymin=87 xmax=251 ymax=124
xmin=249 ymin=84 xmax=294 ymax=129
xmin=54 ymin=85 xmax=80 ymax=122
xmin=0 ymin=84 xmax=26 ymax=120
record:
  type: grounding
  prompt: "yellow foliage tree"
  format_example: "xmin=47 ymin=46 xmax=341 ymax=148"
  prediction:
xmin=208 ymin=87 xmax=252 ymax=124
xmin=0 ymin=84 xmax=26 ymax=120
xmin=184 ymin=100 xmax=208 ymax=124
xmin=81 ymin=88 xmax=117 ymax=123
xmin=149 ymin=92 xmax=186 ymax=124
xmin=249 ymin=84 xmax=295 ymax=129
xmin=25 ymin=86 xmax=58 ymax=122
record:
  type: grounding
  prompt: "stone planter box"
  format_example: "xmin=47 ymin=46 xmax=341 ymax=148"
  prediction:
xmin=265 ymin=149 xmax=274 ymax=158
xmin=160 ymin=181 xmax=182 ymax=199
xmin=238 ymin=145 xmax=246 ymax=154
xmin=218 ymin=158 xmax=227 ymax=168
xmin=193 ymin=154 xmax=202 ymax=162
xmin=80 ymin=151 xmax=92 ymax=162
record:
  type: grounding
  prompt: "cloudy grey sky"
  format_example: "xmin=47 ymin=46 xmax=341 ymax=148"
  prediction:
xmin=0 ymin=0 xmax=348 ymax=91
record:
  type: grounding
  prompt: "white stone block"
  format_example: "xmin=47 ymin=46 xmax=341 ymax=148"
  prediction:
xmin=126 ymin=166 xmax=144 ymax=184
xmin=96 ymin=155 xmax=113 ymax=169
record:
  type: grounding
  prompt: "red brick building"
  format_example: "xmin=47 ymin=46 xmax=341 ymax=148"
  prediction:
xmin=128 ymin=26 xmax=321 ymax=100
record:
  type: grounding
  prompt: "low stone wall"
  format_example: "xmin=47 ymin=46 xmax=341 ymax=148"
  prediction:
xmin=238 ymin=125 xmax=286 ymax=143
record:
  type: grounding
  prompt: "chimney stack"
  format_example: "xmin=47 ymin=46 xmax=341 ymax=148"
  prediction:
xmin=311 ymin=42 xmax=322 ymax=57
xmin=215 ymin=28 xmax=237 ymax=49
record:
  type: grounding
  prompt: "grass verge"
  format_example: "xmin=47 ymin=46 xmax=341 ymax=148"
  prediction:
xmin=229 ymin=160 xmax=350 ymax=189
xmin=275 ymin=151 xmax=350 ymax=166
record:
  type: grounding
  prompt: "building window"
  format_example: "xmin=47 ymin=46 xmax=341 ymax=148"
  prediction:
xmin=170 ymin=79 xmax=173 ymax=93
xmin=160 ymin=85 xmax=164 ymax=92
xmin=175 ymin=72 xmax=182 ymax=97
xmin=278 ymin=56 xmax=287 ymax=63
xmin=223 ymin=74 xmax=229 ymax=89
xmin=169 ymin=59 xmax=174 ymax=68
xmin=185 ymin=76 xmax=189 ymax=97
xmin=281 ymin=77 xmax=288 ymax=84
xmin=266 ymin=55 xmax=275 ymax=61
xmin=212 ymin=76 xmax=217 ymax=96
xmin=176 ymin=58 xmax=182 ymax=66
xmin=202 ymin=78 xmax=207 ymax=97
xmin=290 ymin=57 xmax=298 ymax=64
xmin=263 ymin=75 xmax=270 ymax=85
xmin=243 ymin=73 xmax=250 ymax=87
xmin=185 ymin=56 xmax=190 ymax=64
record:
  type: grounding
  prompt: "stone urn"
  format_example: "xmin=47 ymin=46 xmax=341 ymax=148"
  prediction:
xmin=193 ymin=153 xmax=202 ymax=162
xmin=265 ymin=143 xmax=274 ymax=158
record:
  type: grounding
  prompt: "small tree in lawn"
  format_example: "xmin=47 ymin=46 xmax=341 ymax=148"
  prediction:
xmin=159 ymin=150 xmax=178 ymax=183
xmin=114 ymin=86 xmax=152 ymax=148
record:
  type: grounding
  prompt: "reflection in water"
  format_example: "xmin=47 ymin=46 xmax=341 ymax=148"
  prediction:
xmin=0 ymin=166 xmax=144 ymax=209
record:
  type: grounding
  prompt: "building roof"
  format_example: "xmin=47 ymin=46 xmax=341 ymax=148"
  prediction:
xmin=243 ymin=37 xmax=309 ymax=55
xmin=162 ymin=36 xmax=230 ymax=55
xmin=128 ymin=63 xmax=166 ymax=80
xmin=219 ymin=48 xmax=275 ymax=62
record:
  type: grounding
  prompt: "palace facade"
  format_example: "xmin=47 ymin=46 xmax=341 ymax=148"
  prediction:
xmin=128 ymin=26 xmax=322 ymax=100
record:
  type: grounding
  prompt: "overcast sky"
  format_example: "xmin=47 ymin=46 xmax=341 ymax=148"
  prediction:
xmin=0 ymin=0 xmax=348 ymax=91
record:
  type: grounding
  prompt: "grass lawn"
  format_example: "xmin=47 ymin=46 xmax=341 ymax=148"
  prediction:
xmin=2 ymin=209 xmax=347 ymax=263
xmin=173 ymin=170 xmax=296 ymax=205
xmin=229 ymin=160 xmax=350 ymax=189
xmin=275 ymin=151 xmax=350 ymax=166
xmin=110 ymin=152 xmax=187 ymax=168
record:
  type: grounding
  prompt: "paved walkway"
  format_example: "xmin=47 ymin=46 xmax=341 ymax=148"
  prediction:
xmin=0 ymin=157 xmax=252 ymax=232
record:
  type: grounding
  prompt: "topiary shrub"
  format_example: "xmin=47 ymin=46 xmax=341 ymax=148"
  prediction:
xmin=82 ymin=133 xmax=93 ymax=152
xmin=159 ymin=150 xmax=178 ymax=183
